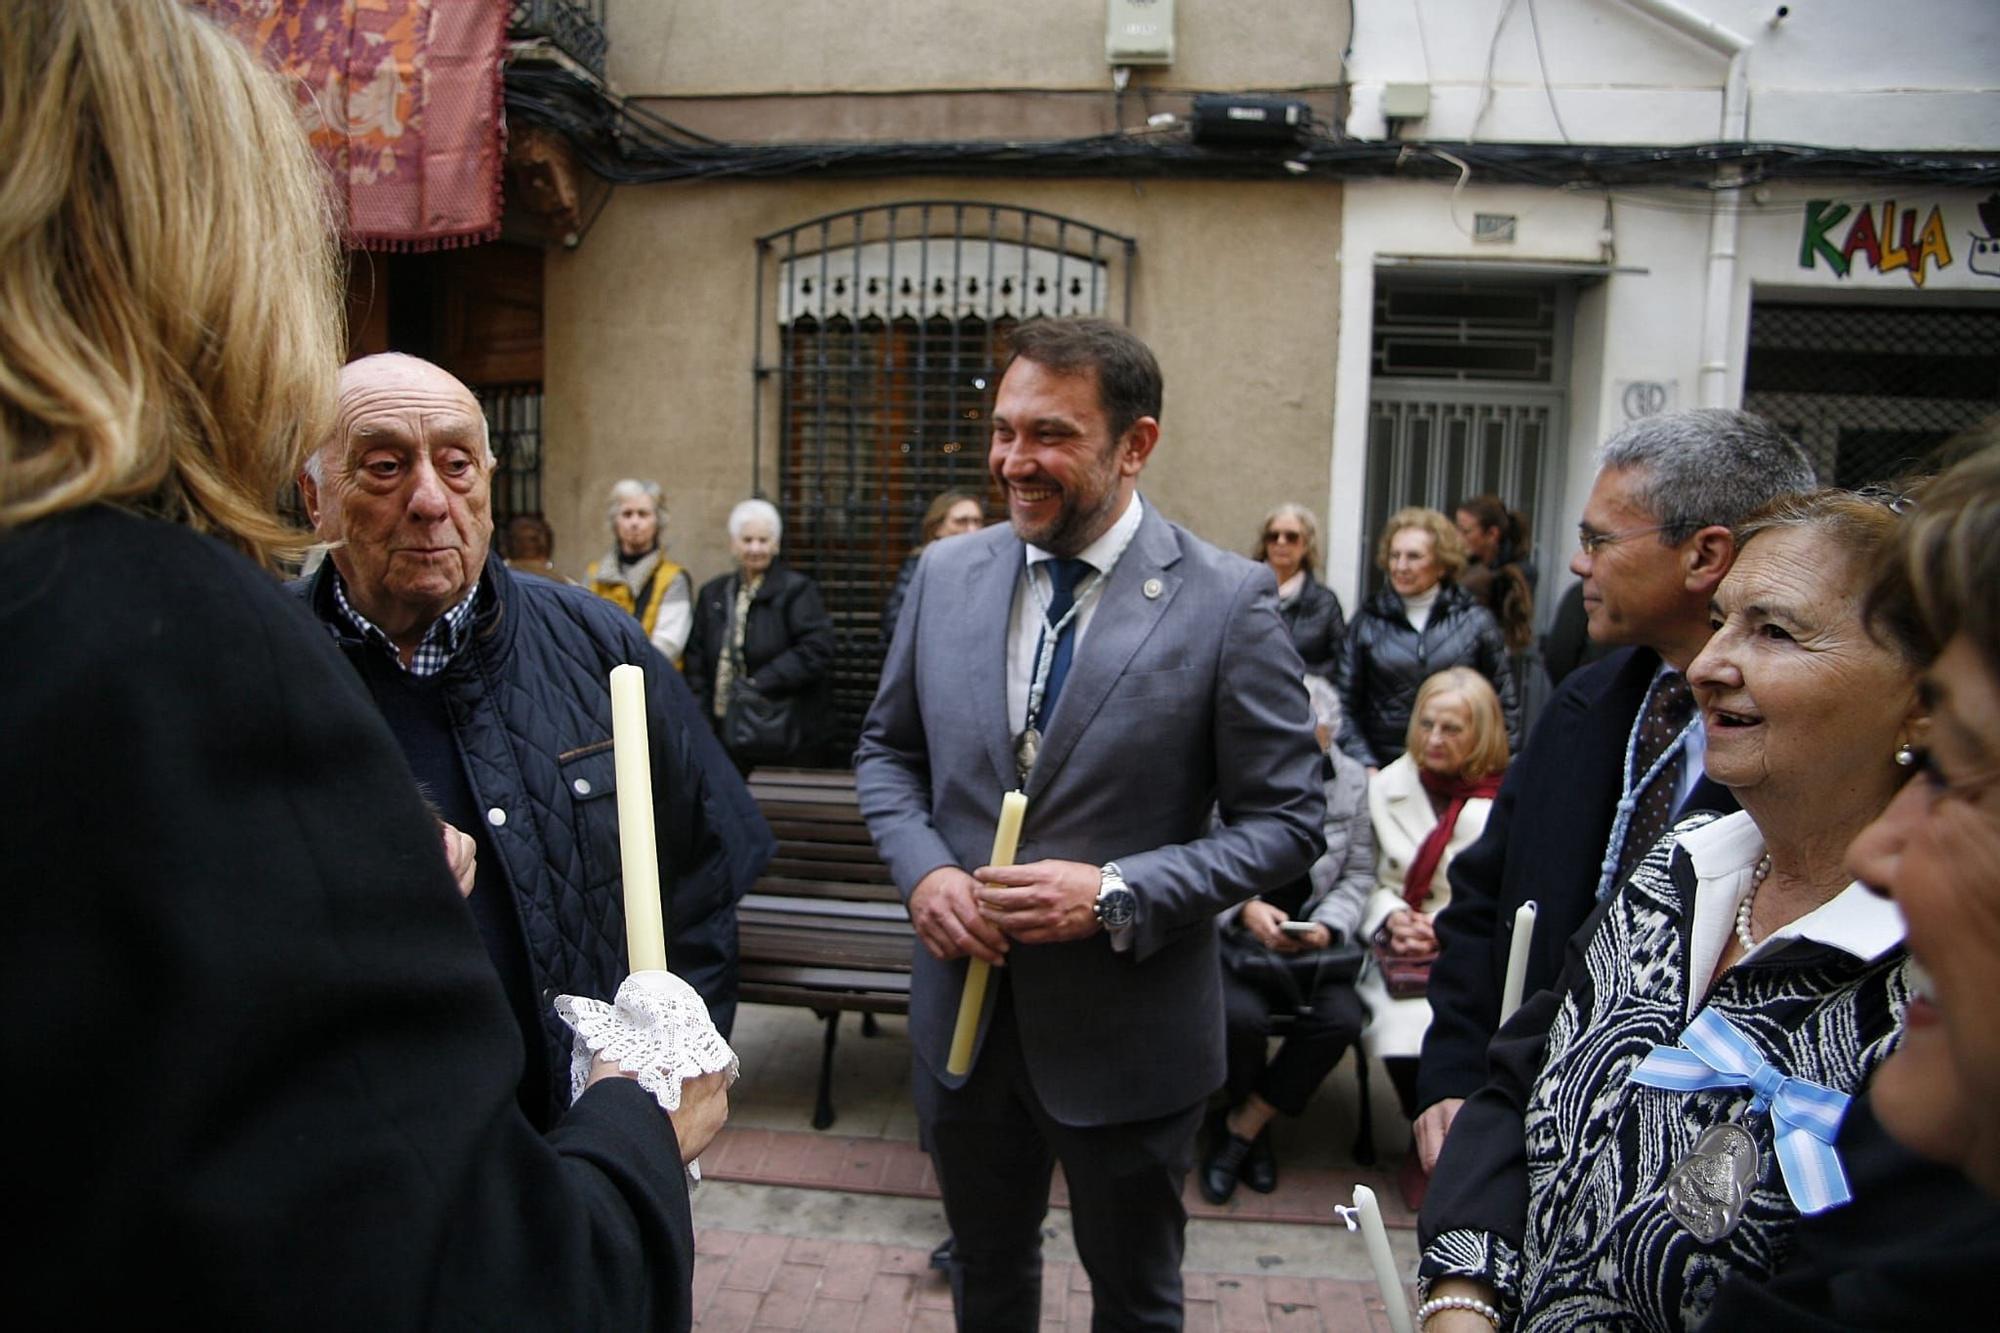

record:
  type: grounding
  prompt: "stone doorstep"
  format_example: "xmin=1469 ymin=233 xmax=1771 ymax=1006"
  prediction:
xmin=700 ymin=1126 xmax=1420 ymax=1231
xmin=692 ymin=1227 xmax=1412 ymax=1332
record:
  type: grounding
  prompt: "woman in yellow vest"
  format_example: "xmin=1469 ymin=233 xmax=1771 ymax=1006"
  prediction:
xmin=585 ymin=479 xmax=693 ymax=668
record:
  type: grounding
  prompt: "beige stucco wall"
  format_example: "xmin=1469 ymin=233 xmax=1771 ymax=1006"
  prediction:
xmin=544 ymin=176 xmax=1342 ymax=586
xmin=606 ymin=2 xmax=1350 ymax=95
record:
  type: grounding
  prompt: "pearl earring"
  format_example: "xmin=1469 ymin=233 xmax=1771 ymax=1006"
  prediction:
xmin=1895 ymin=743 xmax=1917 ymax=768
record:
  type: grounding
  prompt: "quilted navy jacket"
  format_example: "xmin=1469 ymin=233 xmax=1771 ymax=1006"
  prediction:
xmin=301 ymin=553 xmax=774 ymax=1118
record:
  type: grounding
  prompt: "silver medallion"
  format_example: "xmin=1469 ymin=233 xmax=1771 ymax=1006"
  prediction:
xmin=1013 ymin=727 xmax=1041 ymax=785
xmin=1664 ymin=1121 xmax=1760 ymax=1242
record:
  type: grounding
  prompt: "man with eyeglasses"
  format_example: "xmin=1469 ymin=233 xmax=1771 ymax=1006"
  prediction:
xmin=1410 ymin=409 xmax=1816 ymax=1180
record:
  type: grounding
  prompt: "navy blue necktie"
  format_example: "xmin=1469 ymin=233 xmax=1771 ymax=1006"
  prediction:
xmin=1034 ymin=557 xmax=1091 ymax=731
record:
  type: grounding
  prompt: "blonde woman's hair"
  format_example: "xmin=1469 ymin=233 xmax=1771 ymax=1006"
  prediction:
xmin=1405 ymin=666 xmax=1510 ymax=781
xmin=1375 ymin=507 xmax=1469 ymax=583
xmin=0 ymin=0 xmax=344 ymax=569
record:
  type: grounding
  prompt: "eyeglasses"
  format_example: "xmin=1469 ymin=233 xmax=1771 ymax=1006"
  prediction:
xmin=1264 ymin=531 xmax=1304 ymax=544
xmin=1576 ymin=521 xmax=1674 ymax=555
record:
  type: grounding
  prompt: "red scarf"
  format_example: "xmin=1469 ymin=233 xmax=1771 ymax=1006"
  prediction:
xmin=1402 ymin=767 xmax=1504 ymax=910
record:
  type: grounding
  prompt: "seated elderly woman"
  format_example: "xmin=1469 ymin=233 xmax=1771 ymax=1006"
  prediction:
xmin=1201 ymin=675 xmax=1375 ymax=1204
xmin=1418 ymin=489 xmax=1926 ymax=1333
xmin=1699 ymin=448 xmax=2000 ymax=1330
xmin=1361 ymin=667 xmax=1510 ymax=1206
xmin=685 ymin=498 xmax=836 ymax=771
xmin=586 ymin=479 xmax=694 ymax=666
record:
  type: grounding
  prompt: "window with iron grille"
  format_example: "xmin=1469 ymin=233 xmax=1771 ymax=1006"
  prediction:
xmin=477 ymin=384 xmax=545 ymax=529
xmin=754 ymin=203 xmax=1135 ymax=755
xmin=1744 ymin=300 xmax=2000 ymax=487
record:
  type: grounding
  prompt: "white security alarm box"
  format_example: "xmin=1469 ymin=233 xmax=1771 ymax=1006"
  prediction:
xmin=1106 ymin=0 xmax=1174 ymax=66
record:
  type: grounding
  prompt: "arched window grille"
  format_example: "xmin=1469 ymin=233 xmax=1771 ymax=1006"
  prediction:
xmin=753 ymin=202 xmax=1135 ymax=754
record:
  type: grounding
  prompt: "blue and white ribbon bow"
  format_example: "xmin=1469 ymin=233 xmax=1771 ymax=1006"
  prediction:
xmin=1627 ymin=1007 xmax=1853 ymax=1214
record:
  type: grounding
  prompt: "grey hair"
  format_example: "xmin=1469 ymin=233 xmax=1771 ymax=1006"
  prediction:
xmin=1597 ymin=409 xmax=1816 ymax=544
xmin=1303 ymin=673 xmax=1343 ymax=735
xmin=607 ymin=478 xmax=664 ymax=528
xmin=728 ymin=497 xmax=782 ymax=545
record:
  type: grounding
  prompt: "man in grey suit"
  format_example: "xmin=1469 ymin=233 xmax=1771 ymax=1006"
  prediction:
xmin=856 ymin=318 xmax=1326 ymax=1329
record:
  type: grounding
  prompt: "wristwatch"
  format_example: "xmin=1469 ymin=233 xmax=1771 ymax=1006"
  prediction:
xmin=1094 ymin=862 xmax=1137 ymax=931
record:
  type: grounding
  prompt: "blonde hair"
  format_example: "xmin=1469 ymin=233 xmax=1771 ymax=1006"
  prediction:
xmin=1376 ymin=507 xmax=1468 ymax=582
xmin=0 ymin=0 xmax=344 ymax=569
xmin=1405 ymin=667 xmax=1510 ymax=781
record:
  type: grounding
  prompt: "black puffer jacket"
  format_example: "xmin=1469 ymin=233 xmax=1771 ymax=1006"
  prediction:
xmin=686 ymin=564 xmax=837 ymax=761
xmin=1336 ymin=581 xmax=1520 ymax=766
xmin=301 ymin=553 xmax=774 ymax=1118
xmin=1277 ymin=571 xmax=1346 ymax=680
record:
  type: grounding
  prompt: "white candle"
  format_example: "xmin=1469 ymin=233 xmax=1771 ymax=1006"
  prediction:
xmin=1348 ymin=1184 xmax=1414 ymax=1333
xmin=946 ymin=790 xmax=1027 ymax=1076
xmin=1499 ymin=900 xmax=1539 ymax=1025
xmin=609 ymin=663 xmax=668 ymax=974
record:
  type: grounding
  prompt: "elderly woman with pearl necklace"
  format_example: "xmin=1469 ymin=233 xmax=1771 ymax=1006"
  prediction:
xmin=1416 ymin=488 xmax=1927 ymax=1333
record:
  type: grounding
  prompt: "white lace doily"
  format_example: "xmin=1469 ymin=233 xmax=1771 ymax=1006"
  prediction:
xmin=554 ymin=970 xmax=740 ymax=1114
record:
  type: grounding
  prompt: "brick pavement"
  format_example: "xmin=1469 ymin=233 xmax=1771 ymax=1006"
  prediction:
xmin=693 ymin=1227 xmax=1410 ymax=1332
xmin=702 ymin=1126 xmax=1419 ymax=1231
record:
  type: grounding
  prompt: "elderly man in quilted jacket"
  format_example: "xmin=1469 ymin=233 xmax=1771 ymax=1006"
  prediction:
xmin=299 ymin=354 xmax=773 ymax=1130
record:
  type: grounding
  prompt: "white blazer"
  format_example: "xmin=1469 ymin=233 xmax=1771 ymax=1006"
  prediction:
xmin=1359 ymin=752 xmax=1495 ymax=1060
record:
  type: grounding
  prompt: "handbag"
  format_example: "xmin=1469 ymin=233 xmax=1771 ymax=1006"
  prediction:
xmin=721 ymin=680 xmax=804 ymax=764
xmin=1219 ymin=927 xmax=1364 ymax=1017
xmin=1370 ymin=936 xmax=1438 ymax=1000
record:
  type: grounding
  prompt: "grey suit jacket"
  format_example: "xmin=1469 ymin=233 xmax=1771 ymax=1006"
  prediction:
xmin=855 ymin=501 xmax=1326 ymax=1127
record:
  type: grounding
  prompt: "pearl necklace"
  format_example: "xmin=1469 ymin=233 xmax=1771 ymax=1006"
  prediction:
xmin=1734 ymin=854 xmax=1775 ymax=953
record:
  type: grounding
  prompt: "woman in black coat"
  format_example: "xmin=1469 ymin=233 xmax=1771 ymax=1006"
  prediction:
xmin=685 ymin=498 xmax=837 ymax=770
xmin=0 ymin=5 xmax=720 ymax=1324
xmin=1337 ymin=507 xmax=1519 ymax=767
xmin=1252 ymin=501 xmax=1346 ymax=680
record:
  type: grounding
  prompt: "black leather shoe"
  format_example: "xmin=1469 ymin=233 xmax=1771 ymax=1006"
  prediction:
xmin=1242 ymin=1129 xmax=1278 ymax=1194
xmin=1199 ymin=1131 xmax=1254 ymax=1205
xmin=929 ymin=1237 xmax=954 ymax=1272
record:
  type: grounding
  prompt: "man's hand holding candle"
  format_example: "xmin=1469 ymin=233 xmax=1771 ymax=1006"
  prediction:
xmin=910 ymin=866 xmax=1009 ymax=964
xmin=975 ymin=859 xmax=1103 ymax=944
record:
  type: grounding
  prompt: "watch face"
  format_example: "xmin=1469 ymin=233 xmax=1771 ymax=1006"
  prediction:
xmin=1099 ymin=888 xmax=1137 ymax=930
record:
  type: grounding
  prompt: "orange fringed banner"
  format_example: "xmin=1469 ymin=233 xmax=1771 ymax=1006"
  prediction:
xmin=193 ymin=0 xmax=507 ymax=252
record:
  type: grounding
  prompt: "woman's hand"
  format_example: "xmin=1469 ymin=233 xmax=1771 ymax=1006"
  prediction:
xmin=1386 ymin=908 xmax=1438 ymax=955
xmin=1240 ymin=898 xmax=1291 ymax=950
xmin=586 ymin=1057 xmax=731 ymax=1165
xmin=439 ymin=819 xmax=477 ymax=898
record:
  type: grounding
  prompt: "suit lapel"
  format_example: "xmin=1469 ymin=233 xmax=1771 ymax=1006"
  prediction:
xmin=1025 ymin=504 xmax=1181 ymax=801
xmin=964 ymin=532 xmax=1025 ymax=793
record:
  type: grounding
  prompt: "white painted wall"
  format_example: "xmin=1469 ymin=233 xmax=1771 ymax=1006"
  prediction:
xmin=1346 ymin=0 xmax=2000 ymax=150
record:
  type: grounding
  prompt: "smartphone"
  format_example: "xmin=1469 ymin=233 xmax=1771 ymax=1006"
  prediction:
xmin=1278 ymin=920 xmax=1318 ymax=937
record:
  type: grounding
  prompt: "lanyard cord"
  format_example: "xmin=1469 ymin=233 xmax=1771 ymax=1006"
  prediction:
xmin=1021 ymin=543 xmax=1131 ymax=731
xmin=1596 ymin=671 xmax=1702 ymax=900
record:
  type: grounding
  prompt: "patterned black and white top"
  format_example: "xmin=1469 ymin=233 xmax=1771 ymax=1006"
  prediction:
xmin=1418 ymin=810 xmax=1909 ymax=1331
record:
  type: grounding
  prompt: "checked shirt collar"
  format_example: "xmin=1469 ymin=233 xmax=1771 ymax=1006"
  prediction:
xmin=330 ymin=570 xmax=479 ymax=678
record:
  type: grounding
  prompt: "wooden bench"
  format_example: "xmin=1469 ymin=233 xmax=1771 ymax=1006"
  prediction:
xmin=735 ymin=768 xmax=1380 ymax=1159
xmin=737 ymin=767 xmax=913 ymax=1129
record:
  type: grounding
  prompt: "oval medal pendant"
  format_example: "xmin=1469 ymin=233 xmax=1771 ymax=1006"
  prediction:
xmin=1013 ymin=727 xmax=1040 ymax=785
xmin=1664 ymin=1121 xmax=1760 ymax=1242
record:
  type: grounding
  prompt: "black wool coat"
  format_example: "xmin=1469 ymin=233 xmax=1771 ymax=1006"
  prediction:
xmin=2 ymin=506 xmax=696 ymax=1328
